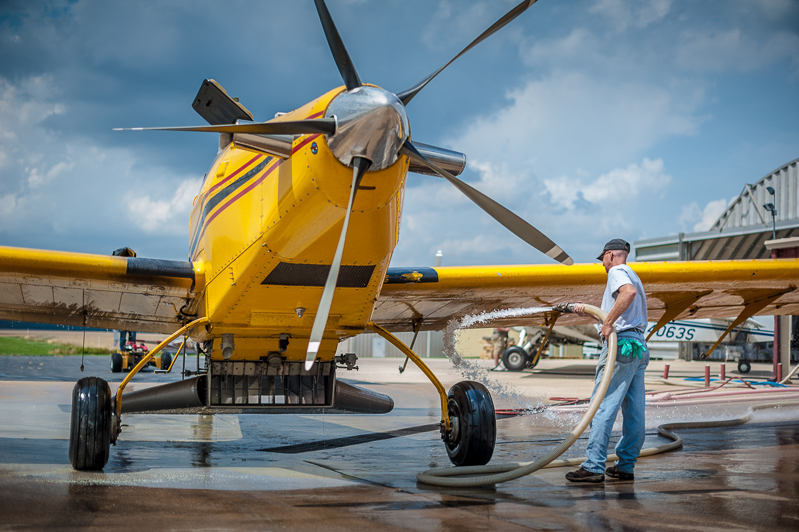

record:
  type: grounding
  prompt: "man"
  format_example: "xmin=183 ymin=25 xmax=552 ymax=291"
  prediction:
xmin=490 ymin=327 xmax=510 ymax=371
xmin=566 ymin=239 xmax=649 ymax=483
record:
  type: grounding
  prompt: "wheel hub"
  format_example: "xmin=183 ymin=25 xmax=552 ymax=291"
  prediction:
xmin=443 ymin=397 xmax=461 ymax=445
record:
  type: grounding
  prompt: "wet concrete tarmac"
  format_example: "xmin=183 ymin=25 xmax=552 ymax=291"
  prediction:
xmin=1 ymin=356 xmax=798 ymax=530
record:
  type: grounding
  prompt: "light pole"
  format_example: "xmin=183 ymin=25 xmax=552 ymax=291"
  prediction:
xmin=764 ymin=186 xmax=777 ymax=240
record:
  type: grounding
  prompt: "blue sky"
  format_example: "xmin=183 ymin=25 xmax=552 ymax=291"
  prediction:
xmin=1 ymin=0 xmax=797 ymax=266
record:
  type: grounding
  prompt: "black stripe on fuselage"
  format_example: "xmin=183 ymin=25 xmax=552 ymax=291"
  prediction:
xmin=188 ymin=156 xmax=272 ymax=258
xmin=262 ymin=263 xmax=376 ymax=288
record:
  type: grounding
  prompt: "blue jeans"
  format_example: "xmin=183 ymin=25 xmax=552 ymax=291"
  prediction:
xmin=581 ymin=330 xmax=649 ymax=474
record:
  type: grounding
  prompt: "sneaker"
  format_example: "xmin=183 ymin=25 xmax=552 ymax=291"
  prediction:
xmin=605 ymin=466 xmax=634 ymax=481
xmin=490 ymin=364 xmax=506 ymax=372
xmin=565 ymin=467 xmax=604 ymax=483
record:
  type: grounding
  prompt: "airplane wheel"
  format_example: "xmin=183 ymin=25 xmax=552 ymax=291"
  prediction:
xmin=502 ymin=346 xmax=528 ymax=372
xmin=444 ymin=381 xmax=496 ymax=466
xmin=110 ymin=352 xmax=122 ymax=373
xmin=69 ymin=376 xmax=112 ymax=471
xmin=738 ymin=360 xmax=751 ymax=374
xmin=161 ymin=352 xmax=172 ymax=371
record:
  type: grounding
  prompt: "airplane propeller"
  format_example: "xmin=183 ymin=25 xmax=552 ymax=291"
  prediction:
xmin=114 ymin=118 xmax=337 ymax=136
xmin=313 ymin=0 xmax=362 ymax=91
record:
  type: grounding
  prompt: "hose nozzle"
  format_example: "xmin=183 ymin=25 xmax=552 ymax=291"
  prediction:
xmin=553 ymin=303 xmax=576 ymax=314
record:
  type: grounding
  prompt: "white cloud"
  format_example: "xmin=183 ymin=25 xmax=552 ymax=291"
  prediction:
xmin=421 ymin=1 xmax=491 ymax=51
xmin=0 ymin=74 xmax=204 ymax=258
xmin=694 ymin=198 xmax=729 ymax=232
xmin=522 ymin=28 xmax=600 ymax=68
xmin=675 ymin=29 xmax=799 ymax=73
xmin=127 ymin=178 xmax=201 ymax=234
xmin=28 ymin=160 xmax=74 ymax=188
xmin=590 ymin=0 xmax=673 ymax=31
xmin=679 ymin=198 xmax=730 ymax=232
xmin=448 ymin=71 xmax=701 ymax=180
xmin=0 ymin=194 xmax=18 ymax=217
xmin=733 ymin=0 xmax=798 ymax=20
xmin=583 ymin=158 xmax=670 ymax=203
xmin=678 ymin=202 xmax=702 ymax=230
xmin=544 ymin=158 xmax=670 ymax=214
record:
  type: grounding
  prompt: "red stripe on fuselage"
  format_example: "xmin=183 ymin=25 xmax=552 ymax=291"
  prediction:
xmin=292 ymin=134 xmax=320 ymax=155
xmin=196 ymin=158 xmax=283 ymax=246
xmin=207 ymin=154 xmax=263 ymax=196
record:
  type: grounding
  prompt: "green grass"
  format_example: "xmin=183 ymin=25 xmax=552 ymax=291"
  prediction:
xmin=0 ymin=336 xmax=113 ymax=356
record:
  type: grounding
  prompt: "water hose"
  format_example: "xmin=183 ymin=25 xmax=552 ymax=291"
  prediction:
xmin=418 ymin=303 xmax=617 ymax=487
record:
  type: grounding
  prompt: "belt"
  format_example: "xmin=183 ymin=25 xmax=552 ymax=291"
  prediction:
xmin=618 ymin=328 xmax=645 ymax=334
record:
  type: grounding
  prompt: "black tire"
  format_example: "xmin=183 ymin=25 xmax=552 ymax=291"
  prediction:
xmin=738 ymin=360 xmax=751 ymax=374
xmin=110 ymin=352 xmax=122 ymax=373
xmin=69 ymin=377 xmax=112 ymax=471
xmin=502 ymin=346 xmax=529 ymax=372
xmin=444 ymin=381 xmax=496 ymax=466
xmin=161 ymin=352 xmax=172 ymax=371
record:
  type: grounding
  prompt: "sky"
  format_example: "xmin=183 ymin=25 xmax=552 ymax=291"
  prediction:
xmin=1 ymin=0 xmax=798 ymax=267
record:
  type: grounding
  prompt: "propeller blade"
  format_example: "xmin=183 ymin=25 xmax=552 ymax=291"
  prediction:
xmin=313 ymin=0 xmax=362 ymax=91
xmin=396 ymin=0 xmax=538 ymax=106
xmin=114 ymin=118 xmax=337 ymax=136
xmin=305 ymin=156 xmax=372 ymax=370
xmin=400 ymin=141 xmax=573 ymax=265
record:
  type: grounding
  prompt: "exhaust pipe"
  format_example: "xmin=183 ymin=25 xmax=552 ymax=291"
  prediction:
xmin=121 ymin=376 xmax=206 ymax=413
xmin=333 ymin=380 xmax=394 ymax=414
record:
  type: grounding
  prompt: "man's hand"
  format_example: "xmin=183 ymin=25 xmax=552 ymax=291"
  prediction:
xmin=601 ymin=321 xmax=613 ymax=340
xmin=572 ymin=302 xmax=587 ymax=317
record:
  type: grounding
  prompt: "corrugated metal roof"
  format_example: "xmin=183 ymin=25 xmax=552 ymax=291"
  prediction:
xmin=635 ymin=157 xmax=799 ymax=261
xmin=712 ymin=158 xmax=799 ymax=231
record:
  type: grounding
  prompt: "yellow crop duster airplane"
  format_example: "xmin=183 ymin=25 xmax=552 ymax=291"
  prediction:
xmin=1 ymin=0 xmax=799 ymax=472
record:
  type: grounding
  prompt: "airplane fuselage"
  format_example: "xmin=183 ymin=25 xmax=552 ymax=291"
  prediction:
xmin=189 ymin=86 xmax=409 ymax=362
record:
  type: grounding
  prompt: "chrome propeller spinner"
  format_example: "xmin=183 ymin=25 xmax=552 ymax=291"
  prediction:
xmin=325 ymin=86 xmax=409 ymax=171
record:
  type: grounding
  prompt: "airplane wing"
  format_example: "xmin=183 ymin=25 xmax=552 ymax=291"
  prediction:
xmin=0 ymin=246 xmax=200 ymax=334
xmin=373 ymin=260 xmax=799 ymax=332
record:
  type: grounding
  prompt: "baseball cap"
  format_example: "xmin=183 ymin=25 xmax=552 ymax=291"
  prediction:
xmin=597 ymin=239 xmax=630 ymax=261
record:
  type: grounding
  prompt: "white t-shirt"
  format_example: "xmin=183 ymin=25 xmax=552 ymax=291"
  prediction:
xmin=601 ymin=264 xmax=648 ymax=332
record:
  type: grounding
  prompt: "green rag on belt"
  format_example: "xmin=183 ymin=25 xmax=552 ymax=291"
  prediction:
xmin=618 ymin=338 xmax=645 ymax=359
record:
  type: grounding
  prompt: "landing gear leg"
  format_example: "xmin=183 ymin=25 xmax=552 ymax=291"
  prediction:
xmin=444 ymin=381 xmax=496 ymax=466
xmin=364 ymin=323 xmax=497 ymax=467
xmin=69 ymin=376 xmax=113 ymax=471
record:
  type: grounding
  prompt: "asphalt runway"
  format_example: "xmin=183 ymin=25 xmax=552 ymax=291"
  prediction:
xmin=1 ymin=356 xmax=798 ymax=530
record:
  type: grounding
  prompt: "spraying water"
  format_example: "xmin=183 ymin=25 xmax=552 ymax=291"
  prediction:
xmin=441 ymin=306 xmax=553 ymax=409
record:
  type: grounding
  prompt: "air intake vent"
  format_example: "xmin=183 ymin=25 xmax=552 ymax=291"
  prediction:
xmin=262 ymin=263 xmax=375 ymax=288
